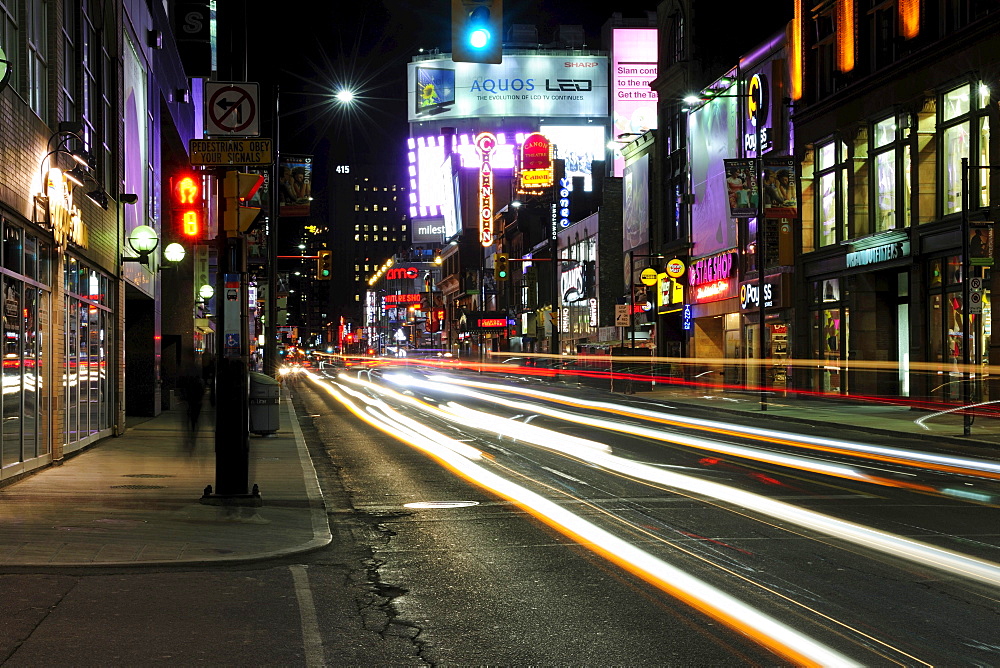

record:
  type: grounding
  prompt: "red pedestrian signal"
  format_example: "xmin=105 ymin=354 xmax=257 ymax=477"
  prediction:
xmin=171 ymin=174 xmax=205 ymax=239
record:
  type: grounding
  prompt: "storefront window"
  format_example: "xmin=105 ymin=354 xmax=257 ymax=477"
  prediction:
xmin=2 ymin=277 xmax=22 ymax=467
xmin=871 ymin=113 xmax=912 ymax=232
xmin=815 ymin=141 xmax=846 ymax=247
xmin=0 ymin=218 xmax=51 ymax=477
xmin=64 ymin=261 xmax=114 ymax=447
xmin=941 ymin=82 xmax=990 ymax=215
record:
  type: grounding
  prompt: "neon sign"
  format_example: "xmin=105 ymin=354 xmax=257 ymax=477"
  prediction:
xmin=694 ymin=280 xmax=731 ymax=301
xmin=558 ymin=177 xmax=571 ymax=228
xmin=475 ymin=132 xmax=497 ymax=247
xmin=384 ymin=294 xmax=421 ymax=305
xmin=385 ymin=267 xmax=420 ymax=280
xmin=477 ymin=318 xmax=507 ymax=328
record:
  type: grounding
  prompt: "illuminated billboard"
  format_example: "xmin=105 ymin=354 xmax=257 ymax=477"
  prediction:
xmin=689 ymin=89 xmax=739 ymax=256
xmin=406 ymin=127 xmax=604 ymax=226
xmin=623 ymin=153 xmax=649 ymax=251
xmin=611 ymin=28 xmax=657 ymax=177
xmin=407 ymin=54 xmax=608 ymax=122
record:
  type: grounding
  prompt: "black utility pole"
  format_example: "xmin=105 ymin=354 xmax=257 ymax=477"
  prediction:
xmin=265 ymin=85 xmax=280 ymax=377
xmin=210 ymin=229 xmax=252 ymax=498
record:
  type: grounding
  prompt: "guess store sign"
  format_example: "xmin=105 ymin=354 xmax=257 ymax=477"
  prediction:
xmin=688 ymin=250 xmax=738 ymax=304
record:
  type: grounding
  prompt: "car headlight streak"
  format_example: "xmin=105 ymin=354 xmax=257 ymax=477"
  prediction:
xmin=358 ymin=372 xmax=1000 ymax=587
xmin=311 ymin=372 xmax=853 ymax=666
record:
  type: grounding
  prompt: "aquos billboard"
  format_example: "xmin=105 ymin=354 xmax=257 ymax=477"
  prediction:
xmin=407 ymin=55 xmax=608 ymax=122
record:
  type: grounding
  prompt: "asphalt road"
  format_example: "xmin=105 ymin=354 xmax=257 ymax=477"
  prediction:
xmin=2 ymin=363 xmax=997 ymax=666
xmin=307 ymin=363 xmax=1000 ymax=665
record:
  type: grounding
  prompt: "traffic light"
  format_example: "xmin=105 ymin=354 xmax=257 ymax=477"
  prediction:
xmin=317 ymin=249 xmax=332 ymax=280
xmin=494 ymin=253 xmax=509 ymax=281
xmin=452 ymin=0 xmax=502 ymax=65
xmin=171 ymin=173 xmax=205 ymax=240
xmin=222 ymin=170 xmax=264 ymax=234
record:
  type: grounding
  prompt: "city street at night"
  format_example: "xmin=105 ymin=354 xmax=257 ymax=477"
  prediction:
xmin=2 ymin=0 xmax=1000 ymax=664
xmin=5 ymin=367 xmax=998 ymax=665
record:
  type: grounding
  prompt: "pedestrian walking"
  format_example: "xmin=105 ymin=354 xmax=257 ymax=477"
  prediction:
xmin=178 ymin=352 xmax=205 ymax=452
xmin=201 ymin=351 xmax=216 ymax=406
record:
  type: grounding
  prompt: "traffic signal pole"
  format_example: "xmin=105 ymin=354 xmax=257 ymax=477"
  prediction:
xmin=202 ymin=168 xmax=261 ymax=504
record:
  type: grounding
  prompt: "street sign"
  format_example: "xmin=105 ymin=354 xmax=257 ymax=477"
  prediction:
xmin=640 ymin=268 xmax=658 ymax=285
xmin=970 ymin=290 xmax=983 ymax=314
xmin=205 ymin=81 xmax=260 ymax=136
xmin=190 ymin=138 xmax=272 ymax=165
xmin=969 ymin=277 xmax=983 ymax=292
xmin=614 ymin=304 xmax=630 ymax=326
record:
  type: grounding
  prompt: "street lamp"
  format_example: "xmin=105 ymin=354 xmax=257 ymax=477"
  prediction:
xmin=122 ymin=224 xmax=159 ymax=265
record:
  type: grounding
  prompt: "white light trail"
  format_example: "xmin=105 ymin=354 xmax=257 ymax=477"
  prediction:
xmin=351 ymin=372 xmax=1000 ymax=588
xmin=311 ymin=371 xmax=855 ymax=666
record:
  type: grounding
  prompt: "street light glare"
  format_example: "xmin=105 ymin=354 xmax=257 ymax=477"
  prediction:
xmin=336 ymin=89 xmax=355 ymax=104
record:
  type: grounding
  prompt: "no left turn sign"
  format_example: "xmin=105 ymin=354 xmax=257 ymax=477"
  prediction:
xmin=206 ymin=82 xmax=260 ymax=136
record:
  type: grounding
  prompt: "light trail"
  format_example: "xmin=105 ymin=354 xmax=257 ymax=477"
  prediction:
xmin=309 ymin=371 xmax=856 ymax=666
xmin=426 ymin=375 xmax=1000 ymax=482
xmin=347 ymin=372 xmax=1000 ymax=587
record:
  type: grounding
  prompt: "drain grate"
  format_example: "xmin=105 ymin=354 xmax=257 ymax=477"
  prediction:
xmin=110 ymin=484 xmax=165 ymax=490
xmin=122 ymin=474 xmax=174 ymax=479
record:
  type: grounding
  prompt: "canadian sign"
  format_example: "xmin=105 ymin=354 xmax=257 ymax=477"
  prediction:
xmin=190 ymin=138 xmax=272 ymax=165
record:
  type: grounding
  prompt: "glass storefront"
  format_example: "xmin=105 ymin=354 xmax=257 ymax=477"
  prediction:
xmin=64 ymin=256 xmax=113 ymax=450
xmin=1 ymin=219 xmax=51 ymax=474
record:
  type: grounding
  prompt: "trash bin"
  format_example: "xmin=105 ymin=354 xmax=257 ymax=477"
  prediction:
xmin=249 ymin=372 xmax=280 ymax=435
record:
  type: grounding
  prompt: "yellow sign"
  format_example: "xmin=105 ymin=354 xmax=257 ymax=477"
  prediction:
xmin=520 ymin=169 xmax=554 ymax=188
xmin=190 ymin=138 xmax=272 ymax=165
xmin=640 ymin=267 xmax=658 ymax=285
xmin=666 ymin=258 xmax=686 ymax=278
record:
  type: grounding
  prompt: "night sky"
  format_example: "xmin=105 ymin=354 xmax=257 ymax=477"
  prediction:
xmin=247 ymin=1 xmax=660 ymax=166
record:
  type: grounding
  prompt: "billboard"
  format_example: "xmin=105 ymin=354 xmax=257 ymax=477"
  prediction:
xmin=407 ymin=54 xmax=608 ymax=122
xmin=611 ymin=28 xmax=657 ymax=177
xmin=623 ymin=153 xmax=649 ymax=251
xmin=406 ymin=127 xmax=604 ymax=224
xmin=278 ymin=155 xmax=312 ymax=217
xmin=689 ymin=90 xmax=739 ymax=256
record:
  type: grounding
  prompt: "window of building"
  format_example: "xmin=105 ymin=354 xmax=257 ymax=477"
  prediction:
xmin=812 ymin=4 xmax=836 ymax=99
xmin=26 ymin=0 xmax=47 ymax=120
xmin=0 ymin=0 xmax=19 ymax=100
xmin=871 ymin=113 xmax=912 ymax=232
xmin=940 ymin=82 xmax=990 ymax=215
xmin=61 ymin=0 xmax=77 ymax=121
xmin=863 ymin=0 xmax=898 ymax=72
xmin=815 ymin=140 xmax=848 ymax=246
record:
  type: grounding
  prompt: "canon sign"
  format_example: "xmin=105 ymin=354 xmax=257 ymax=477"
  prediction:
xmin=386 ymin=267 xmax=419 ymax=280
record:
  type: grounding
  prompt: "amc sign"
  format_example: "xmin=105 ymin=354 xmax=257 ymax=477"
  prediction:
xmin=385 ymin=267 xmax=419 ymax=280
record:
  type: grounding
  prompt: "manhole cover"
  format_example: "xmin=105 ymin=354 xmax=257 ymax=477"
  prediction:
xmin=109 ymin=484 xmax=165 ymax=490
xmin=122 ymin=474 xmax=174 ymax=479
xmin=403 ymin=501 xmax=480 ymax=509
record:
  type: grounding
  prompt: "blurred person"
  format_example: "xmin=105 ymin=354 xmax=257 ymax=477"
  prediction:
xmin=178 ymin=351 xmax=205 ymax=451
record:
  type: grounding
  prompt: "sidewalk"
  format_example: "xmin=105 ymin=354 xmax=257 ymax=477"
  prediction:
xmin=0 ymin=396 xmax=331 ymax=567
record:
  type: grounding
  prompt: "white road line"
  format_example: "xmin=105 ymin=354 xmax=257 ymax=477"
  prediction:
xmin=290 ymin=564 xmax=325 ymax=667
